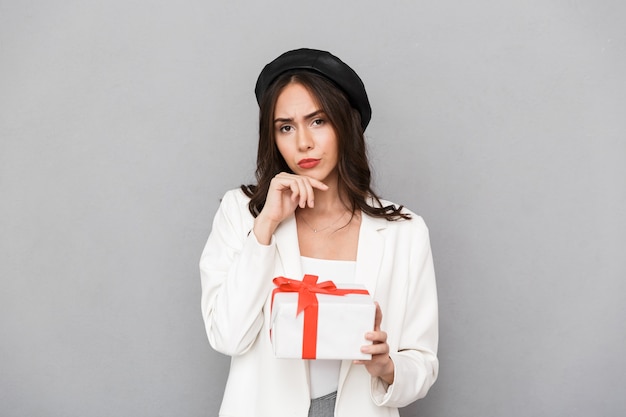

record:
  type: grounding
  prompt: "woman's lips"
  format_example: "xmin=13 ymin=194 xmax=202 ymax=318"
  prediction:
xmin=297 ymin=158 xmax=321 ymax=169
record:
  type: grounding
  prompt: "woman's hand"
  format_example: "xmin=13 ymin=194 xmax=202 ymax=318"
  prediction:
xmin=354 ymin=302 xmax=395 ymax=385
xmin=253 ymin=172 xmax=328 ymax=244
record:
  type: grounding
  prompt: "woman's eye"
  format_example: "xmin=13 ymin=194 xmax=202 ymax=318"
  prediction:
xmin=312 ymin=119 xmax=324 ymax=126
xmin=279 ymin=125 xmax=293 ymax=133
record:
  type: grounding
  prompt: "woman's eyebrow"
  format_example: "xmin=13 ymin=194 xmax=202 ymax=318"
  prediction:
xmin=274 ymin=110 xmax=324 ymax=124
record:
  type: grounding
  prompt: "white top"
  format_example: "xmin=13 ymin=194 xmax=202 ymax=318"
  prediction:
xmin=300 ymin=255 xmax=357 ymax=399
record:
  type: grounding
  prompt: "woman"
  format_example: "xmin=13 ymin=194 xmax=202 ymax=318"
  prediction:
xmin=200 ymin=48 xmax=438 ymax=417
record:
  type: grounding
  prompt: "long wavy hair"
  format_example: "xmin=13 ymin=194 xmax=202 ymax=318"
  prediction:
xmin=241 ymin=71 xmax=409 ymax=221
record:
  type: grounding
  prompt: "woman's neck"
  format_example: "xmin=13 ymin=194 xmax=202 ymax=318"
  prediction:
xmin=307 ymin=181 xmax=349 ymax=214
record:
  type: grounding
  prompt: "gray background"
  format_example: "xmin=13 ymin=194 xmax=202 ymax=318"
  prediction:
xmin=1 ymin=1 xmax=625 ymax=416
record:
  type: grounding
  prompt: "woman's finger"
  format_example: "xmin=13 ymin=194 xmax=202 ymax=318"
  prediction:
xmin=290 ymin=176 xmax=308 ymax=208
xmin=361 ymin=341 xmax=389 ymax=355
xmin=302 ymin=178 xmax=316 ymax=208
xmin=366 ymin=330 xmax=387 ymax=343
xmin=308 ymin=177 xmax=329 ymax=191
xmin=373 ymin=302 xmax=383 ymax=332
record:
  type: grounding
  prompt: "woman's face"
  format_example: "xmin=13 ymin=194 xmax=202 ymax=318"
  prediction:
xmin=273 ymin=82 xmax=339 ymax=185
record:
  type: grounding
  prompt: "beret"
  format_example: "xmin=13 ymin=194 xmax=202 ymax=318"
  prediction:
xmin=254 ymin=48 xmax=372 ymax=130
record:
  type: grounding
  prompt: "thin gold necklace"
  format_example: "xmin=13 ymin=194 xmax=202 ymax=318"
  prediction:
xmin=297 ymin=211 xmax=348 ymax=233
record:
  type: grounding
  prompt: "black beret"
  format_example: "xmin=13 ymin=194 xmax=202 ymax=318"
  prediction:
xmin=254 ymin=48 xmax=372 ymax=130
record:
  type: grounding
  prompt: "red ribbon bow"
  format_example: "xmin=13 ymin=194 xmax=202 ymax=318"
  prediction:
xmin=271 ymin=274 xmax=370 ymax=359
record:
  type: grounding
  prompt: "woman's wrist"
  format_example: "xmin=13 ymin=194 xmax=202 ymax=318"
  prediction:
xmin=380 ymin=357 xmax=395 ymax=385
xmin=253 ymin=215 xmax=280 ymax=245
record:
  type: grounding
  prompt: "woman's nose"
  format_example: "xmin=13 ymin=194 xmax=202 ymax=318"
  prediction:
xmin=296 ymin=129 xmax=314 ymax=151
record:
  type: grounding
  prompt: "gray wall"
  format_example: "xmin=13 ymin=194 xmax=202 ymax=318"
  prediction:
xmin=1 ymin=1 xmax=624 ymax=416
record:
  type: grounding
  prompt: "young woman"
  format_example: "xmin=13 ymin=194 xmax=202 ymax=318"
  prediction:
xmin=200 ymin=48 xmax=438 ymax=417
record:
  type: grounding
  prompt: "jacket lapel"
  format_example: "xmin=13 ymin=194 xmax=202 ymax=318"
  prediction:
xmin=338 ymin=212 xmax=387 ymax=395
xmin=274 ymin=213 xmax=303 ymax=279
xmin=354 ymin=212 xmax=387 ymax=296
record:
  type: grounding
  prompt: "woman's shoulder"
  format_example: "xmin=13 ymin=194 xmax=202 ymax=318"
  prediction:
xmin=220 ymin=187 xmax=252 ymax=207
xmin=214 ymin=188 xmax=255 ymax=222
xmin=212 ymin=188 xmax=255 ymax=232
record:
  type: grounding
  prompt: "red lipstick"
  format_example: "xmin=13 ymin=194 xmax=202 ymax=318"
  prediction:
xmin=297 ymin=158 xmax=321 ymax=169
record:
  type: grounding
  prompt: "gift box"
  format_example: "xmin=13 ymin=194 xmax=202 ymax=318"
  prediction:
xmin=270 ymin=275 xmax=376 ymax=360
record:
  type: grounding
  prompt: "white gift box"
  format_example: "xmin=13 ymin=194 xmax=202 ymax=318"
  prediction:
xmin=270 ymin=283 xmax=376 ymax=360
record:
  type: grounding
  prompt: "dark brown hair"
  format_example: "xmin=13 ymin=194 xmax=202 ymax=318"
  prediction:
xmin=241 ymin=71 xmax=410 ymax=221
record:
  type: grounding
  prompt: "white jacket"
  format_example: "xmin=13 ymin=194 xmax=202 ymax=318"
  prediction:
xmin=200 ymin=189 xmax=438 ymax=417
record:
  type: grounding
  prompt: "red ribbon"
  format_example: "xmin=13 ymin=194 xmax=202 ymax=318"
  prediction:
xmin=271 ymin=274 xmax=370 ymax=359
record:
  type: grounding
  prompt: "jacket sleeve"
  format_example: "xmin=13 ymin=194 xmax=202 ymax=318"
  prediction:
xmin=199 ymin=190 xmax=278 ymax=356
xmin=371 ymin=217 xmax=439 ymax=407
